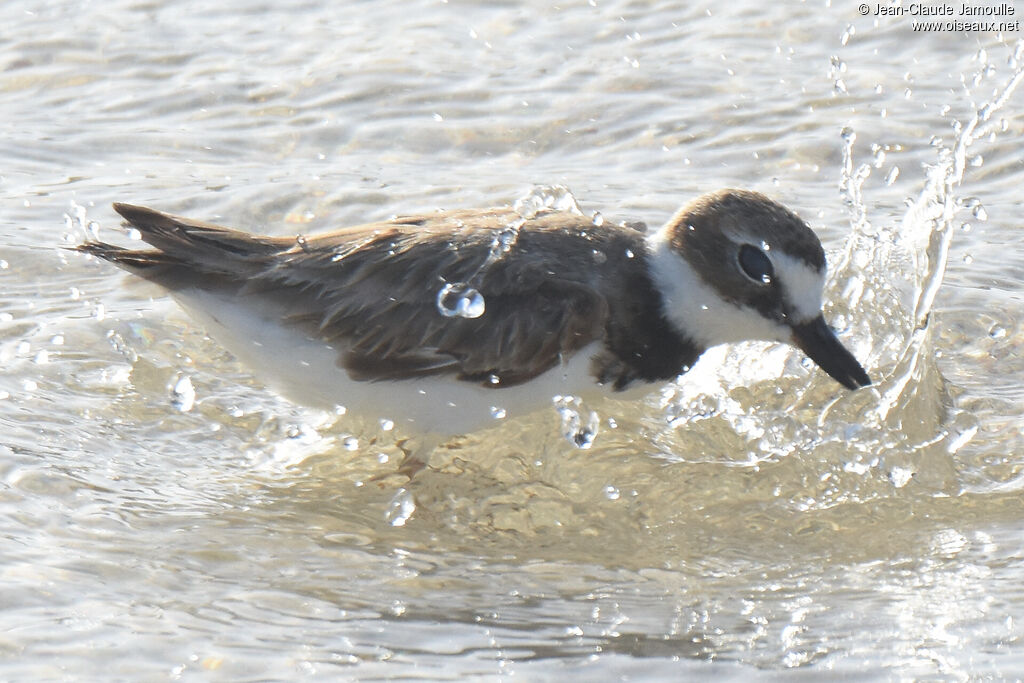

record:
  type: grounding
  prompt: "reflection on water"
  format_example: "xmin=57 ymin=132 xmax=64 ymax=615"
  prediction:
xmin=2 ymin=0 xmax=1024 ymax=678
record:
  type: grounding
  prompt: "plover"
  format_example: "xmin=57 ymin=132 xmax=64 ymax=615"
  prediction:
xmin=76 ymin=189 xmax=871 ymax=443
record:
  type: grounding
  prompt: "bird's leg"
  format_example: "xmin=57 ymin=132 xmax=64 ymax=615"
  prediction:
xmin=370 ymin=434 xmax=441 ymax=484
xmin=394 ymin=435 xmax=438 ymax=479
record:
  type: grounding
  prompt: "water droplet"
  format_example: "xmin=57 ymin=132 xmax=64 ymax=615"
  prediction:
xmin=490 ymin=406 xmax=507 ymax=419
xmin=843 ymin=459 xmax=870 ymax=475
xmin=884 ymin=166 xmax=900 ymax=185
xmin=436 ymin=283 xmax=485 ymax=318
xmin=377 ymin=452 xmax=389 ymax=463
xmin=840 ymin=24 xmax=854 ymax=46
xmin=485 ymin=223 xmax=521 ymax=265
xmin=33 ymin=350 xmax=49 ymax=365
xmin=432 ymin=113 xmax=443 ymax=122
xmin=170 ymin=375 xmax=196 ymax=412
xmin=343 ymin=436 xmax=359 ymax=451
xmin=592 ymin=249 xmax=607 ymax=264
xmin=624 ymin=249 xmax=635 ymax=259
xmin=386 ymin=488 xmax=416 ymax=527
xmin=960 ymin=223 xmax=972 ymax=232
xmin=555 ymin=397 xmax=600 ymax=449
xmin=295 ymin=235 xmax=311 ymax=252
xmin=591 ymin=211 xmax=604 ymax=226
xmin=888 ymin=466 xmax=914 ymax=488
xmin=970 ymin=155 xmax=983 ymax=167
xmin=379 ymin=418 xmax=395 ymax=432
xmin=972 ymin=204 xmax=988 ymax=221
xmin=50 ymin=334 xmax=64 ymax=345
xmin=498 ymin=225 xmax=520 ymax=251
xmin=872 ymin=145 xmax=886 ymax=168
xmin=963 ymin=254 xmax=973 ymax=264
xmin=989 ymin=325 xmax=1007 ymax=339
xmin=604 ymin=485 xmax=621 ymax=501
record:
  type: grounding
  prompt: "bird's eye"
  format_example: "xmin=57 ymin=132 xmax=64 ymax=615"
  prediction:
xmin=738 ymin=244 xmax=774 ymax=285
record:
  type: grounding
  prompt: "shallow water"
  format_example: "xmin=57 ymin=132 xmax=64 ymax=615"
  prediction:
xmin=2 ymin=0 xmax=1024 ymax=679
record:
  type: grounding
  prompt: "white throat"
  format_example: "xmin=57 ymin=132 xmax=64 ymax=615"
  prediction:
xmin=645 ymin=227 xmax=790 ymax=349
xmin=771 ymin=251 xmax=825 ymax=323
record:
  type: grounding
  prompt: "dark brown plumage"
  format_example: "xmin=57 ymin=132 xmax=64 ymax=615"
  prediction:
xmin=79 ymin=202 xmax=698 ymax=391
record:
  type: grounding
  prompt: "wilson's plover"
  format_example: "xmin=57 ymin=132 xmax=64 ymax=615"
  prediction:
xmin=76 ymin=189 xmax=871 ymax=443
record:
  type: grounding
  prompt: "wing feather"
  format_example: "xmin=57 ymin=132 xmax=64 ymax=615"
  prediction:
xmin=83 ymin=204 xmax=624 ymax=388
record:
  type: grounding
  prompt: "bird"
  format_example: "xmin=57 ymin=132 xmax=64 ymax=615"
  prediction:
xmin=75 ymin=188 xmax=871 ymax=462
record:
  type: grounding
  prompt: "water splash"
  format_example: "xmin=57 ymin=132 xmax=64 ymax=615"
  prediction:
xmin=434 ymin=186 xmax=585 ymax=320
xmin=649 ymin=40 xmax=1024 ymax=500
xmin=482 ymin=186 xmax=582 ymax=278
xmin=865 ymin=42 xmax=1024 ymax=423
xmin=512 ymin=184 xmax=584 ymax=219
xmin=62 ymin=201 xmax=98 ymax=243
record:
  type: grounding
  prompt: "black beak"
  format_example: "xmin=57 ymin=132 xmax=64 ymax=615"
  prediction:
xmin=791 ymin=315 xmax=871 ymax=390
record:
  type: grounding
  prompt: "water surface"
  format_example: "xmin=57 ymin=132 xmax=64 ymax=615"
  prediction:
xmin=2 ymin=0 xmax=1023 ymax=679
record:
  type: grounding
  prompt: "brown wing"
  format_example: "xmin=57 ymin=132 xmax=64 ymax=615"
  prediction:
xmin=80 ymin=203 xmax=617 ymax=388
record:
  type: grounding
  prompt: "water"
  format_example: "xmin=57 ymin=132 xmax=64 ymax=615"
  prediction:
xmin=436 ymin=282 xmax=486 ymax=319
xmin=2 ymin=0 xmax=1023 ymax=678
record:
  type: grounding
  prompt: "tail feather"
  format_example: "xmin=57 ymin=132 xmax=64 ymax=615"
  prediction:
xmin=111 ymin=202 xmax=285 ymax=263
xmin=72 ymin=203 xmax=294 ymax=290
xmin=74 ymin=241 xmax=180 ymax=269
